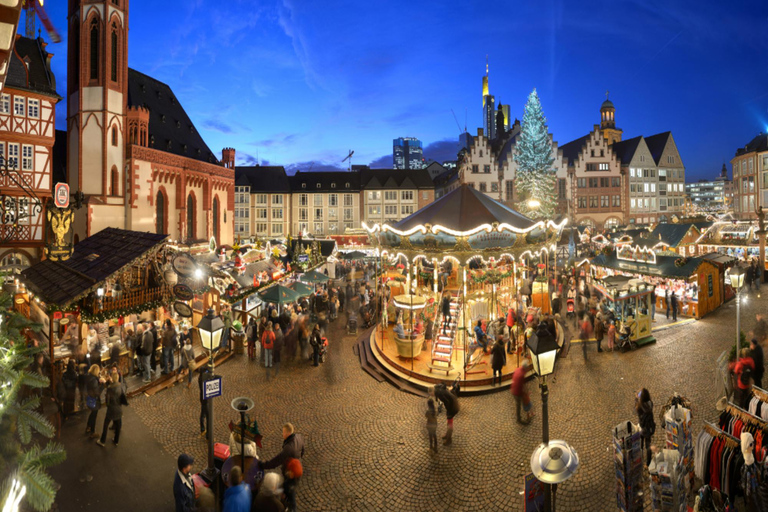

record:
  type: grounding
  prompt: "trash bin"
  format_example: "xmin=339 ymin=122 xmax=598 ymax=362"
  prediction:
xmin=232 ymin=331 xmax=245 ymax=356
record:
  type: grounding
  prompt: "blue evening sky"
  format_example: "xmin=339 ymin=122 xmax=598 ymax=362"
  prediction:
xmin=40 ymin=0 xmax=768 ymax=180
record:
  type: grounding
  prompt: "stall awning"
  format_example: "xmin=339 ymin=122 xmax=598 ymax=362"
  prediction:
xmin=21 ymin=228 xmax=168 ymax=307
xmin=589 ymin=253 xmax=705 ymax=279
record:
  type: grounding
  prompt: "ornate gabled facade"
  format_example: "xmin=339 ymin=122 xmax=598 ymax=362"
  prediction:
xmin=0 ymin=35 xmax=60 ymax=269
xmin=66 ymin=0 xmax=234 ymax=245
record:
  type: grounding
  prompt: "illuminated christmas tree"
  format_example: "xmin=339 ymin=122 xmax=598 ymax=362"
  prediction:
xmin=513 ymin=89 xmax=557 ymax=219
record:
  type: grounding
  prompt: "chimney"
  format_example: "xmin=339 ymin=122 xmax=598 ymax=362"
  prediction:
xmin=222 ymin=147 xmax=236 ymax=169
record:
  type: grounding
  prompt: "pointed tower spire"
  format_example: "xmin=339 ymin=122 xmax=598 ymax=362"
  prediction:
xmin=482 ymin=55 xmax=490 ymax=107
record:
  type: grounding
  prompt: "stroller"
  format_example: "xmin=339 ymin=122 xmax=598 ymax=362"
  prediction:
xmin=566 ymin=298 xmax=575 ymax=319
xmin=616 ymin=320 xmax=637 ymax=352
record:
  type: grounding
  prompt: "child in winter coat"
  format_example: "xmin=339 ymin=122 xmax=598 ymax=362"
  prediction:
xmin=425 ymin=398 xmax=438 ymax=453
xmin=606 ymin=321 xmax=616 ymax=351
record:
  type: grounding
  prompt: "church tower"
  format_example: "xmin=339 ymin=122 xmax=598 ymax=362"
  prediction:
xmin=599 ymin=91 xmax=622 ymax=145
xmin=67 ymin=0 xmax=129 ymax=236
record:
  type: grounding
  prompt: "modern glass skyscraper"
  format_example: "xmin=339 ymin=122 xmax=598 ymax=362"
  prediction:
xmin=393 ymin=137 xmax=424 ymax=169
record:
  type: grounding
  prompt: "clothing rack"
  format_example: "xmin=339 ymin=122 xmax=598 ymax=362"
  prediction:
xmin=752 ymin=385 xmax=768 ymax=403
xmin=703 ymin=421 xmax=739 ymax=446
xmin=725 ymin=400 xmax=767 ymax=427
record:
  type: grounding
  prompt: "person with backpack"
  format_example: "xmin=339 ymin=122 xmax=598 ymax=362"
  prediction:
xmin=261 ymin=322 xmax=276 ymax=378
xmin=161 ymin=320 xmax=177 ymax=375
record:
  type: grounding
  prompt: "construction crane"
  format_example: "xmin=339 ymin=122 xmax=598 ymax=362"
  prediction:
xmin=24 ymin=0 xmax=61 ymax=43
xmin=341 ymin=150 xmax=354 ymax=171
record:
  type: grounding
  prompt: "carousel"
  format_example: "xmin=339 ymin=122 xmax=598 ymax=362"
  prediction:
xmin=363 ymin=185 xmax=566 ymax=391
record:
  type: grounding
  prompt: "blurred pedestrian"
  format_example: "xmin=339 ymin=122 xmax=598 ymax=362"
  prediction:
xmin=635 ymin=388 xmax=655 ymax=466
xmin=425 ymin=398 xmax=438 ymax=454
xmin=491 ymin=336 xmax=506 ymax=386
xmin=510 ymin=360 xmax=533 ymax=424
xmin=283 ymin=458 xmax=303 ymax=512
xmin=84 ymin=364 xmax=105 ymax=438
xmin=262 ymin=322 xmax=275 ymax=378
xmin=223 ymin=466 xmax=251 ymax=512
xmin=252 ymin=472 xmax=285 ymax=512
xmin=96 ymin=367 xmax=126 ymax=447
xmin=751 ymin=337 xmax=765 ymax=389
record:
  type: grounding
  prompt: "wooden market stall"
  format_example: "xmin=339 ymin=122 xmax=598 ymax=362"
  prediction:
xmin=592 ymin=275 xmax=655 ymax=346
xmin=586 ymin=248 xmax=722 ymax=319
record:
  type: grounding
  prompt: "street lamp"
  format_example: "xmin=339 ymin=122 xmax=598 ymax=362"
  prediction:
xmin=231 ymin=397 xmax=255 ymax=473
xmin=528 ymin=199 xmax=541 ymax=209
xmin=197 ymin=308 xmax=224 ymax=489
xmin=526 ymin=323 xmax=560 ymax=511
xmin=727 ymin=266 xmax=746 ymax=356
xmin=530 ymin=440 xmax=580 ymax=512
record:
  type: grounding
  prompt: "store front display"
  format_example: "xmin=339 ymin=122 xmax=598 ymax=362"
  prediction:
xmin=592 ymin=276 xmax=655 ymax=345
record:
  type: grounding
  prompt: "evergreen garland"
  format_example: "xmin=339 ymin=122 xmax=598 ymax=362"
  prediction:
xmin=513 ymin=89 xmax=557 ymax=219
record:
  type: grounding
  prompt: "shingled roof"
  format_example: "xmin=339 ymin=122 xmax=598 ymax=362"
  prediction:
xmin=6 ymin=35 xmax=59 ymax=98
xmin=127 ymin=68 xmax=218 ymax=164
xmin=235 ymin=166 xmax=291 ymax=192
xmin=22 ymin=228 xmax=168 ymax=306
xmin=610 ymin=135 xmax=644 ymax=165
xmin=735 ymin=133 xmax=768 ymax=157
xmin=644 ymin=132 xmax=672 ymax=165
xmin=590 ymin=252 xmax=711 ymax=279
xmin=394 ymin=183 xmax=534 ymax=232
xmin=360 ymin=168 xmax=433 ymax=189
xmin=289 ymin=171 xmax=361 ymax=192
xmin=634 ymin=223 xmax=700 ymax=248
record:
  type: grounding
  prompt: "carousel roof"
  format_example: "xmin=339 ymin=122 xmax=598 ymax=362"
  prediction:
xmin=393 ymin=184 xmax=535 ymax=233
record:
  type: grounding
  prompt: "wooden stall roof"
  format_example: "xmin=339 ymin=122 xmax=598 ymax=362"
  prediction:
xmin=589 ymin=253 xmax=714 ymax=279
xmin=21 ymin=228 xmax=169 ymax=307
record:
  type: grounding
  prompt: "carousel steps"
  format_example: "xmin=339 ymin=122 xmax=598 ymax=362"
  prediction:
xmin=356 ymin=328 xmax=427 ymax=397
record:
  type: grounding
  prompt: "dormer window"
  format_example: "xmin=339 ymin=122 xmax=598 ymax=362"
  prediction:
xmin=331 ymin=183 xmax=336 ymax=188
xmin=161 ymin=115 xmax=166 ymax=123
xmin=345 ymin=183 xmax=350 ymax=188
xmin=176 ymin=120 xmax=181 ymax=128
xmin=316 ymin=183 xmax=321 ymax=189
xmin=150 ymin=135 xmax=155 ymax=146
xmin=166 ymin=140 xmax=172 ymax=150
xmin=302 ymin=183 xmax=306 ymax=189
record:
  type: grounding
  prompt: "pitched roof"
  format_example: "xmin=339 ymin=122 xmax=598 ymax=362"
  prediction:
xmin=433 ymin=168 xmax=459 ymax=187
xmin=21 ymin=228 xmax=168 ymax=306
xmin=559 ymin=134 xmax=591 ymax=166
xmin=590 ymin=252 xmax=711 ymax=279
xmin=234 ymin=166 xmax=290 ymax=193
xmin=644 ymin=132 xmax=672 ymax=165
xmin=359 ymin=168 xmax=433 ymax=189
xmin=735 ymin=133 xmax=768 ymax=157
xmin=6 ymin=36 xmax=59 ymax=98
xmin=610 ymin=135 xmax=644 ymax=165
xmin=289 ymin=171 xmax=361 ymax=192
xmin=635 ymin=223 xmax=700 ymax=248
xmin=127 ymin=68 xmax=218 ymax=164
xmin=394 ymin=184 xmax=534 ymax=232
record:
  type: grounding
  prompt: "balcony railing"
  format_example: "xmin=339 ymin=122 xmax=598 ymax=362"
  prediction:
xmin=91 ymin=285 xmax=170 ymax=315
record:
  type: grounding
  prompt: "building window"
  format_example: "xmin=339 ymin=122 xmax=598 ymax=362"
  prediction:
xmin=630 ymin=168 xmax=636 ymax=178
xmin=297 ymin=222 xmax=307 ymax=234
xmin=491 ymin=183 xmax=498 ymax=192
xmin=13 ymin=97 xmax=24 ymax=116
xmin=212 ymin=196 xmax=220 ymax=242
xmin=598 ymin=163 xmax=609 ymax=171
xmin=314 ymin=222 xmax=324 ymax=234
xmin=577 ymin=178 xmax=586 ymax=188
xmin=186 ymin=193 xmax=196 ymax=240
xmin=367 ymin=191 xmax=381 ymax=201
xmin=328 ymin=193 xmax=338 ymax=206
xmin=601 ymin=195 xmax=609 ymax=207
xmin=0 ymin=94 xmax=9 ymax=114
xmin=256 ymin=223 xmax=268 ymax=234
xmin=401 ymin=205 xmax=414 ymax=216
xmin=313 ymin=195 xmax=323 ymax=206
xmin=272 ymin=208 xmax=283 ymax=219
xmin=272 ymin=195 xmax=283 ymax=205
xmin=314 ymin=207 xmax=323 ymax=219
xmin=589 ymin=196 xmax=598 ymax=208
xmin=109 ymin=165 xmax=119 ymax=195
xmin=422 ymin=191 xmax=428 ymax=200
xmin=7 ymin=143 xmax=18 ymax=169
xmin=612 ymin=195 xmax=620 ymax=207
xmin=588 ymin=178 xmax=598 ymax=188
xmin=272 ymin=224 xmax=283 ymax=235
xmin=506 ymin=180 xmax=514 ymax=200
xmin=343 ymin=208 xmax=353 ymax=220
xmin=631 ymin=198 xmax=636 ymax=209
xmin=611 ymin=177 xmax=620 ymax=187
xmin=577 ymin=197 xmax=587 ymax=209
xmin=328 ymin=208 xmax=337 ymax=218
xmin=256 ymin=208 xmax=267 ymax=220
xmin=479 ymin=183 xmax=487 ymax=192
xmin=483 ymin=165 xmax=491 ymax=174
xmin=344 ymin=194 xmax=354 ymax=207
xmin=111 ymin=126 xmax=118 ymax=146
xmin=255 ymin=194 xmax=267 ymax=204
xmin=384 ymin=191 xmax=397 ymax=201
xmin=90 ymin=20 xmax=99 ymax=80
xmin=316 ymin=183 xmax=321 ymax=189
xmin=558 ymin=179 xmax=566 ymax=199
xmin=27 ymin=99 xmax=39 ymax=118
xmin=401 ymin=190 xmax=413 ymax=201
xmin=155 ymin=191 xmax=166 ymax=234
xmin=600 ymin=178 xmax=609 ymax=188
xmin=385 ymin=205 xmax=397 ymax=216
xmin=299 ymin=194 xmax=308 ymax=207
xmin=21 ymin=145 xmax=33 ymax=171
xmin=110 ymin=29 xmax=118 ymax=82
xmin=368 ymin=206 xmax=381 ymax=216
xmin=471 ymin=165 xmax=479 ymax=174
xmin=667 ymin=156 xmax=675 ymax=164
xmin=298 ymin=208 xmax=307 ymax=221
xmin=331 ymin=183 xmax=336 ymax=189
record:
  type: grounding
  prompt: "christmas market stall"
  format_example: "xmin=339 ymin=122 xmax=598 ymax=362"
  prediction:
xmin=591 ymin=275 xmax=655 ymax=346
xmin=19 ymin=228 xmax=172 ymax=396
xmin=633 ymin=223 xmax=710 ymax=258
xmin=696 ymin=220 xmax=768 ymax=269
xmin=585 ymin=245 xmax=722 ymax=319
xmin=363 ymin=184 xmax=566 ymax=390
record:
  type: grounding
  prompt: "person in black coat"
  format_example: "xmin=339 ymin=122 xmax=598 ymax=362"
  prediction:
xmin=97 ymin=368 xmax=126 ymax=446
xmin=59 ymin=360 xmax=78 ymax=421
xmin=84 ymin=364 xmax=105 ymax=438
xmin=670 ymin=292 xmax=678 ymax=322
xmin=490 ymin=337 xmax=507 ymax=386
xmin=433 ymin=384 xmax=459 ymax=445
xmin=751 ymin=338 xmax=765 ymax=388
xmin=173 ymin=453 xmax=196 ymax=512
xmin=636 ymin=388 xmax=655 ymax=466
xmin=441 ymin=292 xmax=452 ymax=335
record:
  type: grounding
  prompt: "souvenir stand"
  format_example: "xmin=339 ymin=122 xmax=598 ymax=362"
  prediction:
xmin=648 ymin=449 xmax=686 ymax=512
xmin=700 ymin=252 xmax=738 ymax=303
xmin=363 ymin=184 xmax=566 ymax=390
xmin=613 ymin=421 xmax=643 ymax=512
xmin=663 ymin=404 xmax=693 ymax=492
xmin=586 ymin=246 xmax=722 ymax=320
xmin=591 ymin=276 xmax=655 ymax=346
xmin=19 ymin=228 xmax=171 ymax=396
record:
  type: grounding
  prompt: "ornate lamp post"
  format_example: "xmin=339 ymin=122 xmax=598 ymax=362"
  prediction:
xmin=727 ymin=266 xmax=746 ymax=356
xmin=526 ymin=326 xmax=560 ymax=511
xmin=197 ymin=308 xmax=224 ymax=488
xmin=530 ymin=440 xmax=580 ymax=512
xmin=231 ymin=397 xmax=255 ymax=473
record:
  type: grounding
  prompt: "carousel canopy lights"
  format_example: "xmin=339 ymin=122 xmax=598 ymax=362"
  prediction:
xmin=392 ymin=294 xmax=427 ymax=310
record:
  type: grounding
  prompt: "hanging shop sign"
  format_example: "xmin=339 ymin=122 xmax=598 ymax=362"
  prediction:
xmin=54 ymin=183 xmax=70 ymax=208
xmin=59 ymin=317 xmax=69 ymax=325
xmin=173 ymin=301 xmax=193 ymax=318
xmin=44 ymin=206 xmax=76 ymax=262
xmin=203 ymin=376 xmax=222 ymax=400
xmin=173 ymin=284 xmax=194 ymax=301
xmin=172 ymin=253 xmax=197 ymax=277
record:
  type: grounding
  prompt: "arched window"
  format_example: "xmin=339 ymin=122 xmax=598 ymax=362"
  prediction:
xmin=110 ymin=27 xmax=118 ymax=82
xmin=187 ymin=193 xmax=196 ymax=241
xmin=212 ymin=196 xmax=220 ymax=243
xmin=111 ymin=126 xmax=117 ymax=146
xmin=89 ymin=20 xmax=99 ymax=80
xmin=156 ymin=190 xmax=166 ymax=234
xmin=110 ymin=166 xmax=119 ymax=196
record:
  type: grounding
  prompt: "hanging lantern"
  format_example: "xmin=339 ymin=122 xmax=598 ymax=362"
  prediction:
xmin=112 ymin=282 xmax=123 ymax=300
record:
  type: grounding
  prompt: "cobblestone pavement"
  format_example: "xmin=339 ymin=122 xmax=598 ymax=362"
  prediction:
xmin=128 ymin=288 xmax=762 ymax=511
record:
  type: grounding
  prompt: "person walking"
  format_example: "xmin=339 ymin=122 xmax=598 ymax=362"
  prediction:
xmin=425 ymin=398 xmax=438 ymax=454
xmin=665 ymin=289 xmax=670 ymax=319
xmin=491 ymin=336 xmax=506 ymax=386
xmin=181 ymin=331 xmax=196 ymax=389
xmin=261 ymin=423 xmax=305 ymax=480
xmin=198 ymin=366 xmax=211 ymax=439
xmin=733 ymin=348 xmax=756 ymax=409
xmin=309 ymin=324 xmax=322 ymax=367
xmin=752 ymin=313 xmax=768 ymax=344
xmin=635 ymin=388 xmax=655 ymax=466
xmin=606 ymin=320 xmax=616 ymax=351
xmin=140 ymin=324 xmax=153 ymax=383
xmin=96 ymin=368 xmax=126 ymax=447
xmin=510 ymin=360 xmax=533 ymax=424
xmin=173 ymin=453 xmax=196 ymax=512
xmin=150 ymin=321 xmax=160 ymax=375
xmin=432 ymin=384 xmax=459 ymax=445
xmin=594 ymin=315 xmax=605 ymax=353
xmin=223 ymin=466 xmax=252 ymax=512
xmin=273 ymin=324 xmax=284 ymax=377
xmin=262 ymin=322 xmax=275 ymax=378
xmin=252 ymin=472 xmax=285 ymax=512
xmin=751 ymin=338 xmax=765 ymax=389
xmin=161 ymin=320 xmax=177 ymax=375
xmin=670 ymin=291 xmax=678 ymax=322
xmin=59 ymin=360 xmax=78 ymax=423
xmin=283 ymin=458 xmax=302 ymax=512
xmin=84 ymin=364 xmax=105 ymax=438
xmin=221 ymin=305 xmax=233 ymax=350
xmin=441 ymin=291 xmax=452 ymax=335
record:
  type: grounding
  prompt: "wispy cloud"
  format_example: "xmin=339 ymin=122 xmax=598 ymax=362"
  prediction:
xmin=277 ymin=0 xmax=323 ymax=90
xmin=251 ymin=133 xmax=300 ymax=148
xmin=203 ymin=119 xmax=234 ymax=134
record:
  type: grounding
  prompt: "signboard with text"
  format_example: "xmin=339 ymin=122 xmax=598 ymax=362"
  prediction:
xmin=54 ymin=183 xmax=70 ymax=208
xmin=523 ymin=473 xmax=544 ymax=511
xmin=203 ymin=376 xmax=222 ymax=400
